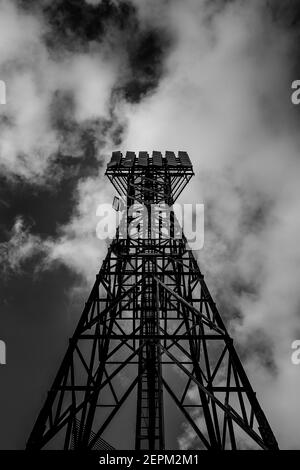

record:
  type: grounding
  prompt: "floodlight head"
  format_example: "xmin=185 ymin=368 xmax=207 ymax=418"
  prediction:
xmin=105 ymin=151 xmax=194 ymax=202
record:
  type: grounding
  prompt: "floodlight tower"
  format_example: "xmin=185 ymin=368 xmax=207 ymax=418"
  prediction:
xmin=27 ymin=151 xmax=278 ymax=450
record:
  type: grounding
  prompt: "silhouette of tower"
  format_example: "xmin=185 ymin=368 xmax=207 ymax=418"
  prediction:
xmin=27 ymin=151 xmax=278 ymax=450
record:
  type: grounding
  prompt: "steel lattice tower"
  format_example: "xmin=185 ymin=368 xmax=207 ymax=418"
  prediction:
xmin=27 ymin=151 xmax=278 ymax=450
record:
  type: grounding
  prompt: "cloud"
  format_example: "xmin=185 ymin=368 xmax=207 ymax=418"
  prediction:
xmin=118 ymin=0 xmax=300 ymax=448
xmin=0 ymin=0 xmax=169 ymax=180
xmin=0 ymin=1 xmax=124 ymax=182
xmin=0 ymin=1 xmax=56 ymax=179
xmin=84 ymin=0 xmax=103 ymax=5
xmin=0 ymin=217 xmax=44 ymax=274
xmin=46 ymin=173 xmax=115 ymax=284
xmin=1 ymin=0 xmax=300 ymax=449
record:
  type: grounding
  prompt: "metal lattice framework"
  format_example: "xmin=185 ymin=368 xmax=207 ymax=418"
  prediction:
xmin=27 ymin=151 xmax=278 ymax=450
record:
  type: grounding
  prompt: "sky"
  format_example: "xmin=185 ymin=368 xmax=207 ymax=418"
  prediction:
xmin=1 ymin=0 xmax=300 ymax=449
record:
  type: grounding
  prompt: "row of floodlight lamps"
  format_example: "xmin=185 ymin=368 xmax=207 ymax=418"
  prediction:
xmin=107 ymin=150 xmax=192 ymax=169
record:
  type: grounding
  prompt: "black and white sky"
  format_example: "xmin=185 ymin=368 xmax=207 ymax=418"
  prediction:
xmin=1 ymin=0 xmax=300 ymax=449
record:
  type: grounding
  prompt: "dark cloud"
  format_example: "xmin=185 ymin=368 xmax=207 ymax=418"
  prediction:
xmin=0 ymin=0 xmax=172 ymax=243
xmin=0 ymin=261 xmax=82 ymax=448
xmin=0 ymin=176 xmax=77 ymax=239
xmin=17 ymin=0 xmax=172 ymax=103
xmin=42 ymin=0 xmax=135 ymax=54
xmin=239 ymin=328 xmax=277 ymax=373
xmin=121 ymin=29 xmax=171 ymax=102
xmin=265 ymin=0 xmax=300 ymax=27
xmin=0 ymin=93 xmax=124 ymax=242
xmin=50 ymin=90 xmax=107 ymax=159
